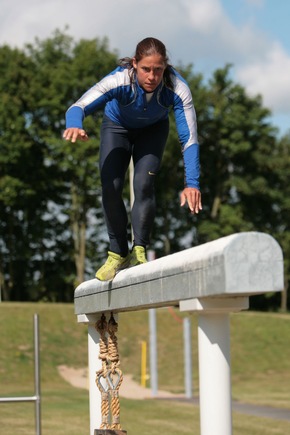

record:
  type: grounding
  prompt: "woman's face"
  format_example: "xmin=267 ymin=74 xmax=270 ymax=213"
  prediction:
xmin=133 ymin=54 xmax=166 ymax=92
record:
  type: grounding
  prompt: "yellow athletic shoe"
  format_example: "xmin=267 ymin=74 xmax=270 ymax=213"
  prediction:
xmin=95 ymin=251 xmax=130 ymax=281
xmin=130 ymin=246 xmax=147 ymax=266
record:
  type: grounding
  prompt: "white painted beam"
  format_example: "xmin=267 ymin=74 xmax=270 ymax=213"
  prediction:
xmin=75 ymin=232 xmax=283 ymax=315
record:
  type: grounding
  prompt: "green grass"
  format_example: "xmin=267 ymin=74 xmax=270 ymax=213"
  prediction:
xmin=0 ymin=303 xmax=290 ymax=434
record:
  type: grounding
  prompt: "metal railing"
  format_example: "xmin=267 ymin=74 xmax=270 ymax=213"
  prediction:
xmin=0 ymin=313 xmax=41 ymax=435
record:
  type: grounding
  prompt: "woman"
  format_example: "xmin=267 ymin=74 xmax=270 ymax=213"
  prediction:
xmin=63 ymin=37 xmax=202 ymax=281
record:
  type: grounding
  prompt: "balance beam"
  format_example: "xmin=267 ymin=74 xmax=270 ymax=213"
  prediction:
xmin=75 ymin=231 xmax=283 ymax=315
xmin=75 ymin=232 xmax=284 ymax=435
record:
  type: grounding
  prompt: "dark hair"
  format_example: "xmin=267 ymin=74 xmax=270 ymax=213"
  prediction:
xmin=119 ymin=37 xmax=173 ymax=89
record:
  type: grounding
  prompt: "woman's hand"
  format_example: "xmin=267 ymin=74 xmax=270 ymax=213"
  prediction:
xmin=63 ymin=128 xmax=89 ymax=143
xmin=180 ymin=187 xmax=202 ymax=215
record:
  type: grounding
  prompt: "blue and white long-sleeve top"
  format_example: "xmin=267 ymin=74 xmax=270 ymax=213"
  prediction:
xmin=66 ymin=66 xmax=200 ymax=189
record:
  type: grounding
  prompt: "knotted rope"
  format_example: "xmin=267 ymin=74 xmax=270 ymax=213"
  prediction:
xmin=108 ymin=314 xmax=123 ymax=430
xmin=95 ymin=314 xmax=110 ymax=429
xmin=95 ymin=312 xmax=124 ymax=431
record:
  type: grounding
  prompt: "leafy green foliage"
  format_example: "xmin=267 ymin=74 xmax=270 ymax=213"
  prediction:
xmin=0 ymin=32 xmax=289 ymax=308
xmin=0 ymin=31 xmax=117 ymax=300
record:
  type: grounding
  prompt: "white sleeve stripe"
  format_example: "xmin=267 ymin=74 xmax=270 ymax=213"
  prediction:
xmin=72 ymin=70 xmax=131 ymax=110
xmin=173 ymin=77 xmax=198 ymax=150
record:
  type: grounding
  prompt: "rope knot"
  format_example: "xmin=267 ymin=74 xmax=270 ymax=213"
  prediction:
xmin=95 ymin=313 xmax=124 ymax=430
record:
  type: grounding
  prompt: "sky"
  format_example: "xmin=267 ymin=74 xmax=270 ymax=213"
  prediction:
xmin=1 ymin=0 xmax=289 ymax=137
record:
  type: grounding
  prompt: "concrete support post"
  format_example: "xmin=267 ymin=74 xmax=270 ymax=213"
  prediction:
xmin=180 ymin=297 xmax=249 ymax=435
xmin=88 ymin=324 xmax=102 ymax=435
xmin=198 ymin=313 xmax=232 ymax=435
xmin=78 ymin=314 xmax=103 ymax=435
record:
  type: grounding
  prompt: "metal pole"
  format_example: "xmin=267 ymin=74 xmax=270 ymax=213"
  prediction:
xmin=147 ymin=250 xmax=158 ymax=397
xmin=0 ymin=396 xmax=37 ymax=403
xmin=198 ymin=313 xmax=232 ymax=435
xmin=141 ymin=341 xmax=147 ymax=387
xmin=149 ymin=308 xmax=158 ymax=397
xmin=183 ymin=317 xmax=193 ymax=398
xmin=0 ymin=314 xmax=42 ymax=435
xmin=130 ymin=158 xmax=134 ymax=244
xmin=33 ymin=314 xmax=41 ymax=435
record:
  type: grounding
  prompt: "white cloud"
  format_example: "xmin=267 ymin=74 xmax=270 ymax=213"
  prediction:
xmin=181 ymin=0 xmax=290 ymax=119
xmin=187 ymin=0 xmax=225 ymax=34
xmin=0 ymin=0 xmax=289 ymax=132
xmin=180 ymin=0 xmax=267 ymax=63
xmin=236 ymin=43 xmax=290 ymax=114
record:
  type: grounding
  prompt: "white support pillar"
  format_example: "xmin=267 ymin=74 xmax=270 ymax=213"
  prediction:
xmin=180 ymin=297 xmax=249 ymax=435
xmin=198 ymin=313 xmax=232 ymax=435
xmin=78 ymin=314 xmax=103 ymax=435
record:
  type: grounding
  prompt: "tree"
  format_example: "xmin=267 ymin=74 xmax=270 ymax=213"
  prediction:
xmin=0 ymin=31 xmax=119 ymax=300
xmin=270 ymin=132 xmax=290 ymax=310
xmin=27 ymin=31 xmax=119 ymax=285
xmin=0 ymin=44 xmax=55 ymax=300
xmin=0 ymin=33 xmax=288 ymax=308
xmin=152 ymin=65 xmax=289 ymax=310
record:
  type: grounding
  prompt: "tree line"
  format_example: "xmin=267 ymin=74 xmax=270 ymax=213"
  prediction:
xmin=0 ymin=30 xmax=289 ymax=309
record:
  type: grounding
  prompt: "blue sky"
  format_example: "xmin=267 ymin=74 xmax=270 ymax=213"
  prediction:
xmin=1 ymin=0 xmax=289 ymax=136
xmin=224 ymin=0 xmax=289 ymax=50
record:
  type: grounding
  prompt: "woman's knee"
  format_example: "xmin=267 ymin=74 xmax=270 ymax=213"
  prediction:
xmin=133 ymin=171 xmax=155 ymax=200
xmin=102 ymin=178 xmax=124 ymax=200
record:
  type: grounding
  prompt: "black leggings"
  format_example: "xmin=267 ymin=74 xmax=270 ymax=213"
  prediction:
xmin=99 ymin=115 xmax=169 ymax=256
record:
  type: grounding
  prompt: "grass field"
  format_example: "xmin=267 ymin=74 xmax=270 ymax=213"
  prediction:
xmin=0 ymin=302 xmax=290 ymax=434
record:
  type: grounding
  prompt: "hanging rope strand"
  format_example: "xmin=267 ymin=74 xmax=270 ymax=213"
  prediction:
xmin=95 ymin=314 xmax=110 ymax=430
xmin=108 ymin=313 xmax=123 ymax=430
xmin=94 ymin=312 xmax=124 ymax=432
